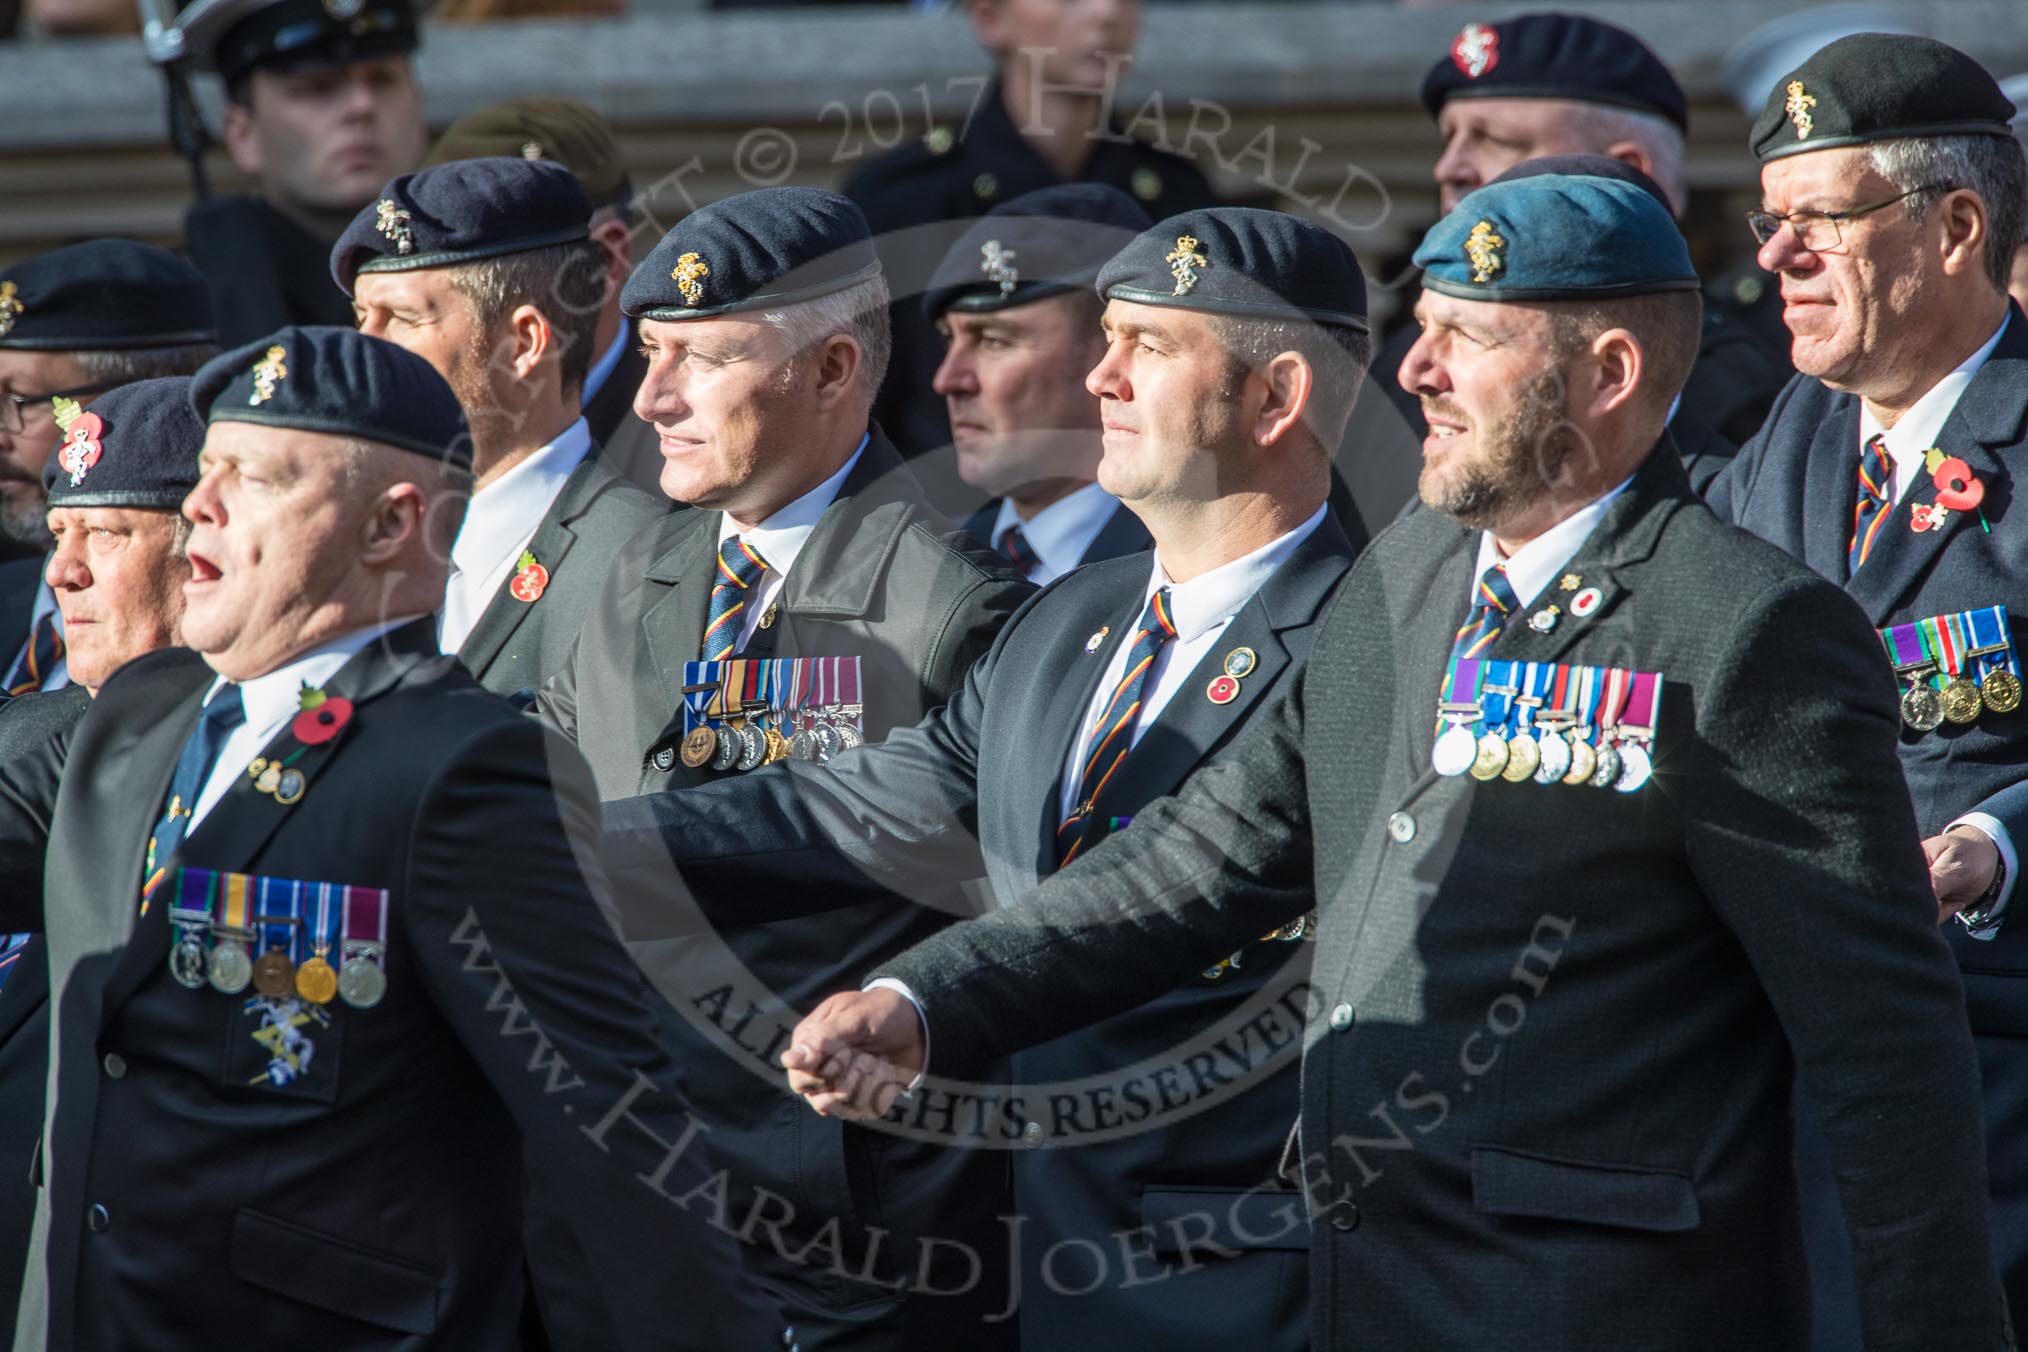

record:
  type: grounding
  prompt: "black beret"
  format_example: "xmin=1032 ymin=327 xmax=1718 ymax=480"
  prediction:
xmin=622 ymin=187 xmax=881 ymax=322
xmin=426 ymin=97 xmax=631 ymax=209
xmin=923 ymin=184 xmax=1152 ymax=323
xmin=331 ymin=158 xmax=593 ymax=296
xmin=1489 ymin=153 xmax=1675 ymax=216
xmin=1095 ymin=207 xmax=1369 ymax=333
xmin=1420 ymin=13 xmax=1688 ymax=134
xmin=43 ymin=377 xmax=205 ymax=511
xmin=0 ymin=240 xmax=216 ymax=352
xmin=177 ymin=0 xmax=421 ymax=88
xmin=1415 ymin=174 xmax=1698 ymax=303
xmin=1751 ymin=34 xmax=2017 ymax=163
xmin=190 ymin=326 xmax=472 ymax=471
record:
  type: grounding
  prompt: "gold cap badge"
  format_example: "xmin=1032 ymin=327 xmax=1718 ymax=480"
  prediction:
xmin=1785 ymin=81 xmax=1817 ymax=140
xmin=671 ymin=252 xmax=710 ymax=307
xmin=375 ymin=199 xmax=415 ymax=256
xmin=980 ymin=240 xmax=1019 ymax=295
xmin=0 ymin=281 xmax=21 ymax=338
xmin=1465 ymin=220 xmax=1506 ymax=284
xmin=520 ymin=140 xmax=543 ymax=160
xmin=1165 ymin=235 xmax=1209 ymax=296
xmin=249 ymin=345 xmax=288 ymax=406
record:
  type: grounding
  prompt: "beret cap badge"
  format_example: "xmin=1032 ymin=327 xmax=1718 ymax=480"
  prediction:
xmin=979 ymin=240 xmax=1019 ymax=295
xmin=1465 ymin=220 xmax=1506 ymax=284
xmin=1164 ymin=235 xmax=1209 ymax=296
xmin=1451 ymin=23 xmax=1499 ymax=79
xmin=1785 ymin=81 xmax=1817 ymax=140
xmin=0 ymin=282 xmax=21 ymax=338
xmin=52 ymin=398 xmax=103 ymax=487
xmin=671 ymin=252 xmax=710 ymax=307
xmin=249 ymin=345 xmax=289 ymax=407
xmin=374 ymin=199 xmax=416 ymax=256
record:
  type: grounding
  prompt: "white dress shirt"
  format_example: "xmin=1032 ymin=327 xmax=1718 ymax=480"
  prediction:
xmin=1468 ymin=476 xmax=1633 ymax=611
xmin=10 ymin=577 xmax=68 ymax=693
xmin=990 ymin=482 xmax=1127 ymax=585
xmin=714 ymin=436 xmax=866 ymax=653
xmin=440 ymin=419 xmax=592 ymax=653
xmin=188 ymin=619 xmax=425 ymax=831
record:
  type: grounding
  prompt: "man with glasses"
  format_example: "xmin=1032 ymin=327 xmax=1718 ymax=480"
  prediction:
xmin=0 ymin=241 xmax=218 ymax=697
xmin=1705 ymin=33 xmax=2028 ymax=1342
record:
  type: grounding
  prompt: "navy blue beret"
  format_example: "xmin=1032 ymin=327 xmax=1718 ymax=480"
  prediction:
xmin=924 ymin=184 xmax=1153 ymax=323
xmin=190 ymin=326 xmax=472 ymax=471
xmin=622 ymin=187 xmax=881 ymax=322
xmin=1420 ymin=13 xmax=1688 ymax=134
xmin=1489 ymin=153 xmax=1674 ymax=216
xmin=42 ymin=377 xmax=205 ymax=511
xmin=1751 ymin=34 xmax=2016 ymax=163
xmin=1096 ymin=207 xmax=1369 ymax=332
xmin=331 ymin=157 xmax=594 ymax=296
xmin=0 ymin=240 xmax=216 ymax=352
xmin=1415 ymin=174 xmax=1698 ymax=302
xmin=178 ymin=0 xmax=421 ymax=88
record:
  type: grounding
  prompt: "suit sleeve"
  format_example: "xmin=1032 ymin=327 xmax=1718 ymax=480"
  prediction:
xmin=1700 ymin=371 xmax=1801 ymax=523
xmin=1680 ymin=572 xmax=2011 ymax=1349
xmin=875 ymin=675 xmax=1318 ymax=1078
xmin=534 ymin=631 xmax=581 ymax=743
xmin=0 ymin=710 xmax=74 ymax=932
xmin=919 ymin=548 xmax=1033 ymax=702
xmin=399 ymin=715 xmax=775 ymax=1352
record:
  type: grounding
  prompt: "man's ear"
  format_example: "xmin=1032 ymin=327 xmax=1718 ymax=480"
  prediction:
xmin=1582 ymin=328 xmax=1645 ymax=422
xmin=1254 ymin=350 xmax=1314 ymax=449
xmin=809 ymin=334 xmax=865 ymax=412
xmin=1936 ymin=188 xmax=1992 ymax=283
xmin=590 ymin=217 xmax=634 ymax=305
xmin=505 ymin=304 xmax=554 ymax=383
xmin=358 ymin=482 xmax=427 ymax=566
xmin=221 ymin=99 xmax=263 ymax=179
xmin=967 ymin=0 xmax=1011 ymax=58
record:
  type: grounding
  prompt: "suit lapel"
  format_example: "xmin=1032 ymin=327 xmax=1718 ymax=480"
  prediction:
xmin=456 ymin=456 xmax=601 ymax=678
xmin=1032 ymin=593 xmax=1144 ymax=870
xmin=1793 ymin=395 xmax=1863 ymax=585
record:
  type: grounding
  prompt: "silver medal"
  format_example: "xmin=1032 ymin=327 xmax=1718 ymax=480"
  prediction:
xmin=169 ymin=933 xmax=209 ymax=989
xmin=338 ymin=956 xmax=387 ymax=1009
xmin=1532 ymin=728 xmax=1572 ymax=783
xmin=208 ymin=939 xmax=252 ymax=995
xmin=1431 ymin=723 xmax=1476 ymax=777
xmin=1614 ymin=740 xmax=1653 ymax=793
xmin=1589 ymin=743 xmax=1623 ymax=790
xmin=736 ymin=723 xmax=767 ymax=771
xmin=710 ymin=725 xmax=741 ymax=771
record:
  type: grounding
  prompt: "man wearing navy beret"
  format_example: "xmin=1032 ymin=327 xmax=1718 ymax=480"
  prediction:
xmin=0 ymin=240 xmax=219 ymax=703
xmin=335 ymin=157 xmax=665 ymax=711
xmin=0 ymin=326 xmax=772 ymax=1351
xmin=1365 ymin=11 xmax=1791 ymax=502
xmin=1704 ymin=31 xmax=2028 ymax=1342
xmin=784 ymin=172 xmax=2009 ymax=1350
xmin=539 ymin=185 xmax=1032 ymax=1351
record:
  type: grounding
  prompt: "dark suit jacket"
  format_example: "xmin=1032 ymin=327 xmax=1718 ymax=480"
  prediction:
xmin=0 ymin=559 xmax=39 ymax=680
xmin=604 ymin=517 xmax=1355 ymax=1351
xmin=957 ymin=498 xmax=1152 ymax=573
xmin=868 ymin=444 xmax=2007 ymax=1350
xmin=540 ymin=428 xmax=1032 ymax=1330
xmin=583 ymin=340 xmax=664 ymax=495
xmin=0 ymin=622 xmax=770 ymax=1352
xmin=457 ymin=453 xmax=665 ymax=706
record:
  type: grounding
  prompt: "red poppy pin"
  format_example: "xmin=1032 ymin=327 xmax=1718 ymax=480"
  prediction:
xmin=292 ymin=684 xmax=354 ymax=745
xmin=509 ymin=549 xmax=549 ymax=603
xmin=1916 ymin=450 xmax=1991 ymax=534
xmin=53 ymin=401 xmax=103 ymax=487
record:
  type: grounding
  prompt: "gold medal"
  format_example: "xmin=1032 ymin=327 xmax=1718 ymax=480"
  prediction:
xmin=252 ymin=948 xmax=295 ymax=999
xmin=1941 ymin=676 xmax=1983 ymax=724
xmin=1500 ymin=731 xmax=1540 ymax=782
xmin=762 ymin=728 xmax=790 ymax=763
xmin=1468 ymin=732 xmax=1508 ymax=781
xmin=1983 ymin=669 xmax=2022 ymax=714
xmin=1563 ymin=730 xmax=1597 ymax=786
xmin=679 ymin=726 xmax=718 ymax=769
xmin=295 ymin=955 xmax=338 ymax=1005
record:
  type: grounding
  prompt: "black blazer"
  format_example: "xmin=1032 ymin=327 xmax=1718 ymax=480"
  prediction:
xmin=874 ymin=444 xmax=2008 ymax=1350
xmin=0 ymin=622 xmax=771 ymax=1352
xmin=0 ymin=558 xmax=40 ymax=681
xmin=957 ymin=498 xmax=1153 ymax=574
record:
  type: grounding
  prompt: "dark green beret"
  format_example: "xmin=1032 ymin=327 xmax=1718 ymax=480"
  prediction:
xmin=1095 ymin=206 xmax=1369 ymax=332
xmin=425 ymin=97 xmax=631 ymax=209
xmin=1752 ymin=34 xmax=2016 ymax=163
xmin=43 ymin=377 xmax=205 ymax=511
xmin=0 ymin=241 xmax=215 ymax=352
xmin=190 ymin=326 xmax=472 ymax=471
xmin=176 ymin=0 xmax=422 ymax=88
xmin=1416 ymin=174 xmax=1698 ymax=302
xmin=330 ymin=158 xmax=593 ymax=296
xmin=924 ymin=184 xmax=1152 ymax=323
xmin=622 ymin=187 xmax=881 ymax=323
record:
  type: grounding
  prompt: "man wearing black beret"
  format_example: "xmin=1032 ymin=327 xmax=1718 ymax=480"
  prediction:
xmin=784 ymin=171 xmax=2010 ymax=1351
xmin=539 ymin=185 xmax=1032 ymax=1351
xmin=1705 ymin=31 xmax=2028 ymax=1343
xmin=1365 ymin=10 xmax=1791 ymax=503
xmin=0 ymin=325 xmax=773 ymax=1351
xmin=173 ymin=0 xmax=430 ymax=346
xmin=336 ymin=157 xmax=664 ymax=711
xmin=0 ymin=239 xmax=219 ymax=705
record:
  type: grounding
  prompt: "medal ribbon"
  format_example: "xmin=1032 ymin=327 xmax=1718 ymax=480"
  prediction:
xmin=1968 ymin=606 xmax=2020 ymax=680
xmin=1547 ymin=663 xmax=1574 ymax=724
xmin=1516 ymin=661 xmax=1555 ymax=734
xmin=1478 ymin=661 xmax=1517 ymax=738
xmin=310 ymin=882 xmax=336 ymax=963
xmin=1881 ymin=621 xmax=1926 ymax=674
xmin=1447 ymin=657 xmax=1486 ymax=731
xmin=256 ymin=875 xmax=297 ymax=966
xmin=342 ymin=885 xmax=389 ymax=962
xmin=170 ymin=867 xmax=219 ymax=931
xmin=1925 ymin=613 xmax=1965 ymax=678
xmin=1622 ymin=671 xmax=1663 ymax=738
xmin=217 ymin=871 xmax=253 ymax=938
xmin=840 ymin=657 xmax=863 ymax=731
xmin=682 ymin=662 xmax=720 ymax=735
xmin=1573 ymin=665 xmax=1600 ymax=747
xmin=1597 ymin=668 xmax=1633 ymax=738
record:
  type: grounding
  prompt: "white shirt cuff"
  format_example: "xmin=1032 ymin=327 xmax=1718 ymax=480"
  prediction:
xmin=863 ymin=977 xmax=929 ymax=1091
xmin=1948 ymin=812 xmax=2017 ymax=940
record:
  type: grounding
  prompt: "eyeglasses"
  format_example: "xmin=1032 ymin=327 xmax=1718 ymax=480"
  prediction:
xmin=1745 ymin=183 xmax=1952 ymax=252
xmin=0 ymin=379 xmax=122 ymax=434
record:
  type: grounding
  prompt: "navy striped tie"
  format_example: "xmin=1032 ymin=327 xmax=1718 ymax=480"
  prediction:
xmin=1055 ymin=588 xmax=1177 ymax=868
xmin=702 ymin=537 xmax=769 ymax=661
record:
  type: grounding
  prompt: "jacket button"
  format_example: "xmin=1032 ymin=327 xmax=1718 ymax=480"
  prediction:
xmin=87 ymin=1204 xmax=109 ymax=1233
xmin=1330 ymin=1201 xmax=1361 ymax=1231
xmin=1387 ymin=811 xmax=1415 ymax=843
xmin=1021 ymin=1121 xmax=1043 ymax=1148
xmin=1329 ymin=1002 xmax=1355 ymax=1032
xmin=102 ymin=1053 xmax=126 ymax=1080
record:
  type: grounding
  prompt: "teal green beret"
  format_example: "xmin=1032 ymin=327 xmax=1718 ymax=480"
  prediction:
xmin=1415 ymin=174 xmax=1698 ymax=303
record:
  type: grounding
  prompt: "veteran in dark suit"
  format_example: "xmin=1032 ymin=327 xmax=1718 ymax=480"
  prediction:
xmin=784 ymin=174 xmax=2009 ymax=1351
xmin=1702 ymin=34 xmax=2028 ymax=1344
xmin=603 ymin=205 xmax=1373 ymax=1352
xmin=335 ymin=157 xmax=665 ymax=709
xmin=538 ymin=188 xmax=1030 ymax=1351
xmin=0 ymin=328 xmax=771 ymax=1352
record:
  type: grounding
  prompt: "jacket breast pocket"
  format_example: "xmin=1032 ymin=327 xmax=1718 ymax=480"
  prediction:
xmin=229 ymin=1207 xmax=440 ymax=1335
xmin=1470 ymin=1145 xmax=1700 ymax=1233
xmin=219 ymin=995 xmax=343 ymax=1105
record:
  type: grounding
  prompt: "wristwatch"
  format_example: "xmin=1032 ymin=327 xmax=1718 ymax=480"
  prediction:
xmin=1959 ymin=850 xmax=2010 ymax=932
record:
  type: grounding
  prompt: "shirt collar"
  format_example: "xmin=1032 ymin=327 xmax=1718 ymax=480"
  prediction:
xmin=1142 ymin=506 xmax=1326 ymax=642
xmin=1860 ymin=317 xmax=2009 ymax=461
xmin=580 ymin=329 xmax=630 ymax=409
xmin=991 ymin=482 xmax=1121 ymax=572
xmin=1474 ymin=476 xmax=1634 ymax=611
xmin=202 ymin=617 xmax=424 ymax=730
xmin=716 ymin=434 xmax=868 ymax=577
xmin=450 ymin=419 xmax=591 ymax=580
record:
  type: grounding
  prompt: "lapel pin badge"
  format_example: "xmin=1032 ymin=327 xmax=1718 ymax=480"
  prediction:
xmin=1207 ymin=674 xmax=1241 ymax=705
xmin=1570 ymin=586 xmax=1604 ymax=619
xmin=509 ymin=550 xmax=549 ymax=603
xmin=1528 ymin=606 xmax=1560 ymax=633
xmin=759 ymin=601 xmax=780 ymax=630
xmin=1559 ymin=573 xmax=1581 ymax=592
xmin=1223 ymin=646 xmax=1257 ymax=679
xmin=1084 ymin=626 xmax=1110 ymax=654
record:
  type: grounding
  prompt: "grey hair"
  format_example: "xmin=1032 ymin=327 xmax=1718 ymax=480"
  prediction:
xmin=1870 ymin=133 xmax=2028 ymax=293
xmin=759 ymin=274 xmax=893 ymax=401
xmin=72 ymin=343 xmax=221 ymax=385
xmin=1565 ymin=103 xmax=1688 ymax=217
xmin=1206 ymin=314 xmax=1373 ymax=447
xmin=442 ymin=239 xmax=608 ymax=394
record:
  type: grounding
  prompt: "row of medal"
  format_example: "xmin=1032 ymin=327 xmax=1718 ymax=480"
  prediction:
xmin=1433 ymin=657 xmax=1663 ymax=794
xmin=671 ymin=656 xmax=867 ymax=772
xmin=164 ymin=867 xmax=390 ymax=1009
xmin=1879 ymin=605 xmax=2021 ymax=731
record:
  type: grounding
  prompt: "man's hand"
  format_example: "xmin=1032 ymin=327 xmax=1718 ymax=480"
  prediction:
xmin=1923 ymin=825 xmax=2000 ymax=925
xmin=782 ymin=988 xmax=925 ymax=1120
